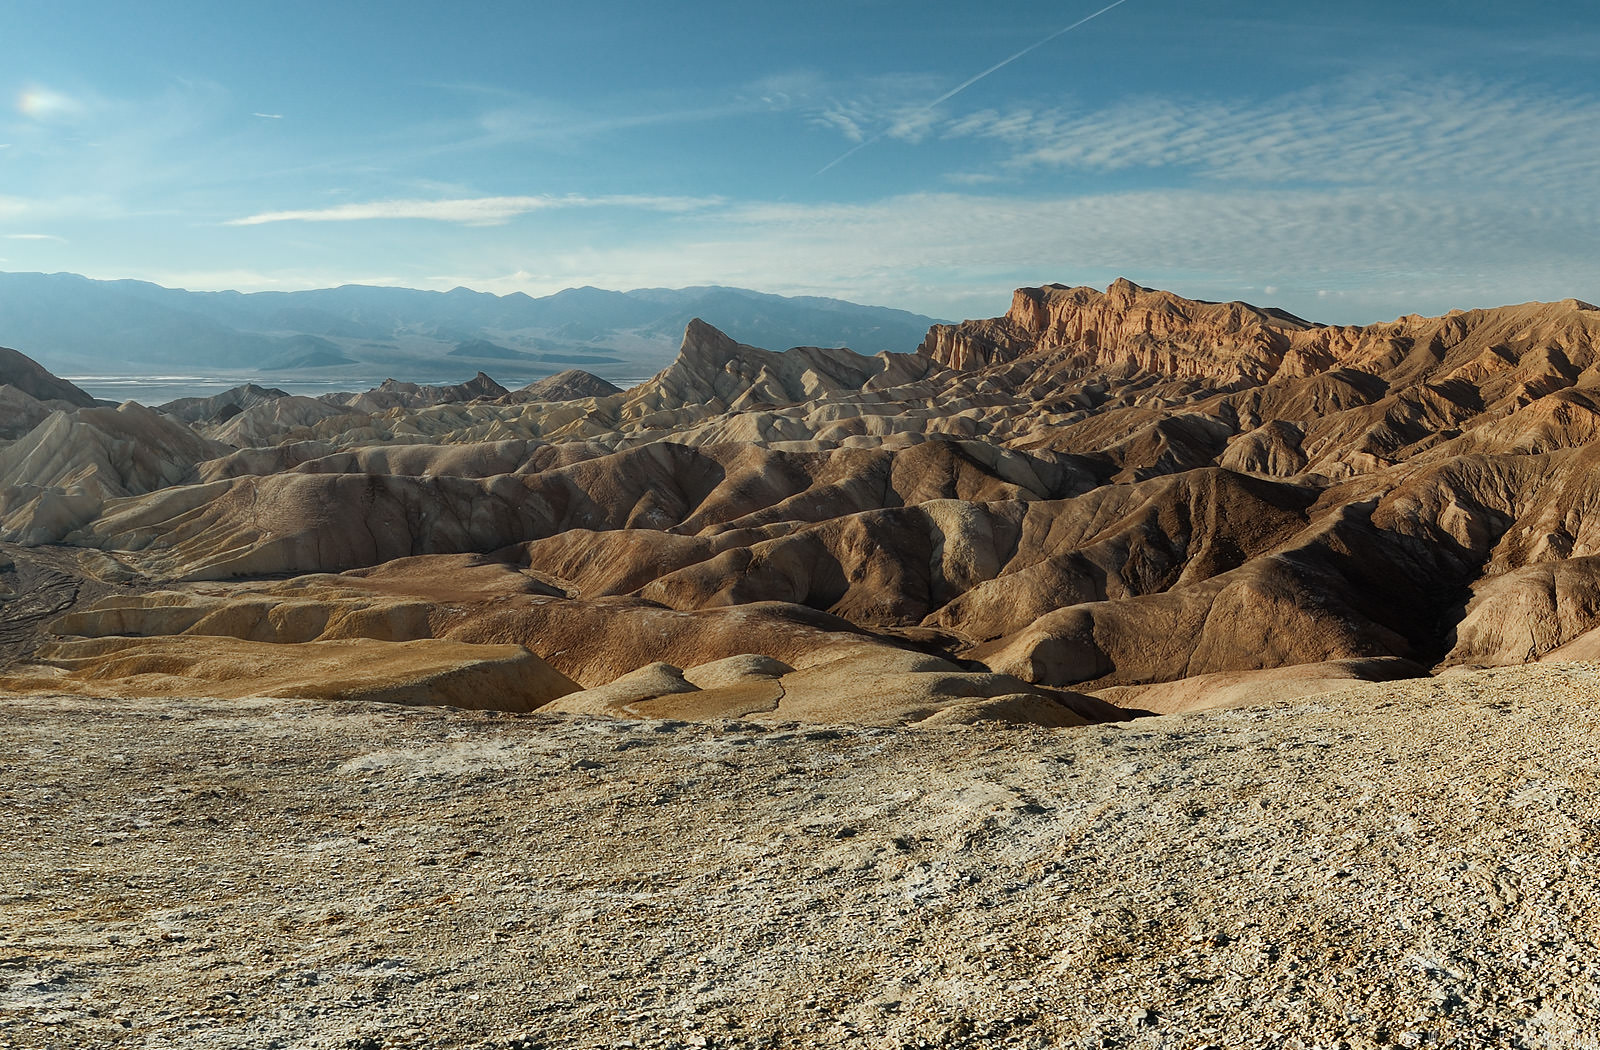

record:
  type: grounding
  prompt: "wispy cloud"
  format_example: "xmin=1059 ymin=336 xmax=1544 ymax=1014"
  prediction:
xmin=816 ymin=0 xmax=1133 ymax=175
xmin=0 ymin=77 xmax=243 ymax=228
xmin=811 ymin=98 xmax=942 ymax=146
xmin=940 ymin=77 xmax=1600 ymax=196
xmin=470 ymin=187 xmax=1600 ymax=323
xmin=426 ymin=83 xmax=811 ymax=158
xmin=251 ymin=112 xmax=284 ymax=120
xmin=811 ymin=106 xmax=865 ymax=143
xmin=941 ymin=171 xmax=1008 ymax=186
xmin=799 ymin=74 xmax=957 ymax=159
xmin=15 ymin=85 xmax=89 ymax=122
xmin=3 ymin=232 xmax=67 ymax=242
xmin=224 ymin=193 xmax=725 ymax=226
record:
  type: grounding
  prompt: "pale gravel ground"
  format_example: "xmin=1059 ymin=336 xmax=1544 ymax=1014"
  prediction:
xmin=3 ymin=664 xmax=1600 ymax=1050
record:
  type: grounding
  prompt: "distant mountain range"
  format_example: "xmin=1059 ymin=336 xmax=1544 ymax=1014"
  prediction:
xmin=0 ymin=271 xmax=945 ymax=383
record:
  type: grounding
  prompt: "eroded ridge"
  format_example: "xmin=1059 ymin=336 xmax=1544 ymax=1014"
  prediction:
xmin=5 ymin=280 xmax=1600 ymax=720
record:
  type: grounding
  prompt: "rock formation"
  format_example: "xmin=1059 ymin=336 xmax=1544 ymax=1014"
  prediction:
xmin=0 ymin=345 xmax=102 ymax=440
xmin=514 ymin=369 xmax=623 ymax=402
xmin=158 ymin=382 xmax=292 ymax=424
xmin=7 ymin=280 xmax=1600 ymax=721
xmin=0 ymin=345 xmax=99 ymax=407
xmin=0 ymin=403 xmax=229 ymax=545
xmin=330 ymin=371 xmax=509 ymax=414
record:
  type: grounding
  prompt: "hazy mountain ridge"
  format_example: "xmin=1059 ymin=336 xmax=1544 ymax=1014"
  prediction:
xmin=0 ymin=271 xmax=945 ymax=382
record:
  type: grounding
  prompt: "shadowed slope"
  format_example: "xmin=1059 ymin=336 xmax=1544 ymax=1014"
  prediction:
xmin=10 ymin=282 xmax=1600 ymax=719
xmin=0 ymin=345 xmax=99 ymax=407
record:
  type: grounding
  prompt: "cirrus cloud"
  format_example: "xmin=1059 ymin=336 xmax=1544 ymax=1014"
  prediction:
xmin=939 ymin=76 xmax=1600 ymax=197
xmin=476 ymin=186 xmax=1600 ymax=324
xmin=224 ymin=193 xmax=725 ymax=227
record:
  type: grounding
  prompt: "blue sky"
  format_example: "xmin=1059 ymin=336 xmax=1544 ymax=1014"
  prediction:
xmin=1 ymin=0 xmax=1596 ymax=323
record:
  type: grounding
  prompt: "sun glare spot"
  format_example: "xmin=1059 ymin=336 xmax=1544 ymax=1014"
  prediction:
xmin=16 ymin=86 xmax=81 ymax=120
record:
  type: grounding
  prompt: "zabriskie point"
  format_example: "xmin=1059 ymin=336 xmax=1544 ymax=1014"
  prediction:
xmin=5 ymin=277 xmax=1600 ymax=1046
xmin=6 ymin=0 xmax=1600 ymax=1045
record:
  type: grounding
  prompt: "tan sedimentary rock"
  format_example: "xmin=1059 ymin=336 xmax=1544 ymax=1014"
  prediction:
xmin=332 ymin=372 xmax=509 ymax=414
xmin=0 ymin=403 xmax=229 ymax=544
xmin=919 ymin=279 xmax=1313 ymax=380
xmin=206 ymin=395 xmax=352 ymax=447
xmin=0 ymin=345 xmax=98 ymax=407
xmin=512 ymin=369 xmax=623 ymax=402
xmin=0 ymin=385 xmax=72 ymax=440
xmin=540 ymin=646 xmax=1119 ymax=726
xmin=10 ymin=282 xmax=1600 ymax=721
xmin=3 ymin=635 xmax=577 ymax=710
xmin=158 ymin=383 xmax=291 ymax=425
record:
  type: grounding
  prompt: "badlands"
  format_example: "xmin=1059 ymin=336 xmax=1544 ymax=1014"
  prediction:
xmin=5 ymin=279 xmax=1600 ymax=1046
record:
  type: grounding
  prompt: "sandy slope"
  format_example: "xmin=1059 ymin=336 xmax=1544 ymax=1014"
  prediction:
xmin=4 ymin=664 xmax=1600 ymax=1049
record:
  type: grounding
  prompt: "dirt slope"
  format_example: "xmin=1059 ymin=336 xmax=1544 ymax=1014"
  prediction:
xmin=3 ymin=663 xmax=1599 ymax=1048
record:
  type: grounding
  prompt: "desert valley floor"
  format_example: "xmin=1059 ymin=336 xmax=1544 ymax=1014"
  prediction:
xmin=5 ymin=280 xmax=1600 ymax=1046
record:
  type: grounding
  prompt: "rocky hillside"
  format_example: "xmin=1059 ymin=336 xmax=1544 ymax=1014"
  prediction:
xmin=4 ymin=279 xmax=1600 ymax=721
xmin=0 ymin=345 xmax=102 ymax=440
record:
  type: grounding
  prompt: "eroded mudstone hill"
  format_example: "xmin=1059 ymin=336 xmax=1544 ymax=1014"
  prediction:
xmin=5 ymin=280 xmax=1600 ymax=720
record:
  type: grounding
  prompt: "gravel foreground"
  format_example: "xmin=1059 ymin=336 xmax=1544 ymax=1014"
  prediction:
xmin=4 ymin=666 xmax=1600 ymax=1050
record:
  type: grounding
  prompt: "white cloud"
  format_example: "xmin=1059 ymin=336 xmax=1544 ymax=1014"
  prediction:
xmin=941 ymin=171 xmax=1008 ymax=186
xmin=465 ymin=187 xmax=1600 ymax=323
xmin=940 ymin=77 xmax=1600 ymax=197
xmin=224 ymin=193 xmax=725 ymax=227
xmin=811 ymin=105 xmax=865 ymax=143
xmin=807 ymin=96 xmax=941 ymax=148
xmin=422 ymin=268 xmax=557 ymax=296
xmin=3 ymin=233 xmax=66 ymax=242
xmin=442 ymin=88 xmax=806 ymax=156
xmin=252 ymin=112 xmax=284 ymax=120
xmin=91 ymin=185 xmax=1600 ymax=327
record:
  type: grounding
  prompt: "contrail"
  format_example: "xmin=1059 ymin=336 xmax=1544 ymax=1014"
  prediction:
xmin=815 ymin=0 xmax=1133 ymax=176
